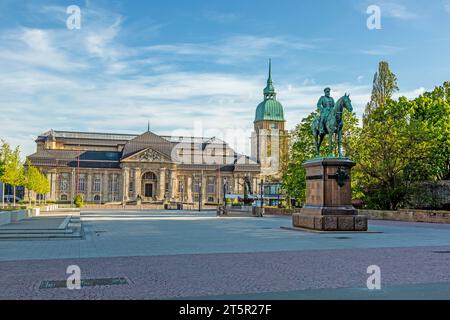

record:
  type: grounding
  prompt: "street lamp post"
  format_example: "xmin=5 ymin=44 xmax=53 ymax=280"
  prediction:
xmin=198 ymin=178 xmax=202 ymax=212
xmin=260 ymin=179 xmax=264 ymax=210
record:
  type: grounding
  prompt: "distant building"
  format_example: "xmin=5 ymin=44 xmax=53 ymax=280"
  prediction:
xmin=27 ymin=130 xmax=260 ymax=206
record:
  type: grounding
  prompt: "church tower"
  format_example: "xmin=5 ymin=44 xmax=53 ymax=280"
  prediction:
xmin=251 ymin=60 xmax=288 ymax=182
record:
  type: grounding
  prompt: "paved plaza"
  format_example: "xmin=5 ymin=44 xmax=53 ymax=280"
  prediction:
xmin=0 ymin=210 xmax=449 ymax=299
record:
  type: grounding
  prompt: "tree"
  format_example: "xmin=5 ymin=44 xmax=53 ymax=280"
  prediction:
xmin=23 ymin=161 xmax=42 ymax=206
xmin=354 ymin=94 xmax=444 ymax=209
xmin=74 ymin=194 xmax=84 ymax=208
xmin=412 ymin=82 xmax=450 ymax=180
xmin=364 ymin=61 xmax=399 ymax=123
xmin=1 ymin=146 xmax=24 ymax=206
xmin=36 ymin=171 xmax=50 ymax=204
xmin=0 ymin=141 xmax=11 ymax=208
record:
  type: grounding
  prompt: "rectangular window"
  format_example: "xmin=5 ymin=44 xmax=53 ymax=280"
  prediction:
xmin=178 ymin=180 xmax=185 ymax=193
xmin=129 ymin=181 xmax=134 ymax=193
xmin=207 ymin=177 xmax=215 ymax=194
xmin=93 ymin=178 xmax=101 ymax=193
xmin=110 ymin=174 xmax=119 ymax=193
xmin=78 ymin=177 xmax=86 ymax=192
xmin=193 ymin=179 xmax=200 ymax=193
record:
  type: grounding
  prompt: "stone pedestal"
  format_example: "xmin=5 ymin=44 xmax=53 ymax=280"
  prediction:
xmin=293 ymin=158 xmax=368 ymax=231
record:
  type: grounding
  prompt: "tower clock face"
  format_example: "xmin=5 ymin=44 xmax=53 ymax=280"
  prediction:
xmin=271 ymin=123 xmax=277 ymax=129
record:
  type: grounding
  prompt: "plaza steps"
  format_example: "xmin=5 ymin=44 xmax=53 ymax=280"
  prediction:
xmin=0 ymin=213 xmax=83 ymax=240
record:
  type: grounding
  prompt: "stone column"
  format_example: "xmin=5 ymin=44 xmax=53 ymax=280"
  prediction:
xmin=201 ymin=174 xmax=207 ymax=204
xmin=102 ymin=171 xmax=109 ymax=203
xmin=47 ymin=171 xmax=57 ymax=201
xmin=159 ymin=168 xmax=166 ymax=201
xmin=169 ymin=169 xmax=177 ymax=201
xmin=134 ymin=168 xmax=141 ymax=200
xmin=71 ymin=168 xmax=76 ymax=204
xmin=122 ymin=168 xmax=129 ymax=203
xmin=186 ymin=175 xmax=193 ymax=203
xmin=87 ymin=172 xmax=92 ymax=202
xmin=116 ymin=172 xmax=123 ymax=202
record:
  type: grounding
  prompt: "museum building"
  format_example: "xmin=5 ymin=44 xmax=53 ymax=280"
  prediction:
xmin=26 ymin=61 xmax=288 ymax=206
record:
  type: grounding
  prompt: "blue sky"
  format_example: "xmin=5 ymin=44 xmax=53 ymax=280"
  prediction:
xmin=0 ymin=0 xmax=449 ymax=157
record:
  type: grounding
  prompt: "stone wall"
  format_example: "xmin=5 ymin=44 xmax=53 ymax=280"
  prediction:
xmin=0 ymin=212 xmax=11 ymax=226
xmin=82 ymin=204 xmax=218 ymax=211
xmin=359 ymin=209 xmax=450 ymax=224
xmin=263 ymin=207 xmax=302 ymax=215
xmin=406 ymin=181 xmax=450 ymax=210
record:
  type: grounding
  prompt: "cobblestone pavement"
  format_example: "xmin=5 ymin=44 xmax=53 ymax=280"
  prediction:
xmin=0 ymin=210 xmax=449 ymax=299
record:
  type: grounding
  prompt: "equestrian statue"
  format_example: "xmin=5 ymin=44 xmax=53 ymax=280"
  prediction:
xmin=312 ymin=87 xmax=353 ymax=158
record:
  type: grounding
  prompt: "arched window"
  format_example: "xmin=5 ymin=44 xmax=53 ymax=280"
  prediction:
xmin=142 ymin=172 xmax=157 ymax=180
xmin=60 ymin=194 xmax=68 ymax=201
xmin=94 ymin=195 xmax=101 ymax=202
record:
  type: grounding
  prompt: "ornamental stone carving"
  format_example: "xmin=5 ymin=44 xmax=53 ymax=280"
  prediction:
xmin=139 ymin=149 xmax=164 ymax=162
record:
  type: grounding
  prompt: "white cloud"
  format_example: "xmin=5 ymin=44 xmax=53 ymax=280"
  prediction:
xmin=144 ymin=35 xmax=316 ymax=65
xmin=363 ymin=1 xmax=417 ymax=19
xmin=0 ymin=5 xmax=365 ymax=158
xmin=204 ymin=11 xmax=239 ymax=23
xmin=445 ymin=2 xmax=450 ymax=13
xmin=360 ymin=45 xmax=403 ymax=56
xmin=382 ymin=2 xmax=417 ymax=19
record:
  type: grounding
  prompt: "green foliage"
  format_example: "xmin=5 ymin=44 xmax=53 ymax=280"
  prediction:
xmin=1 ymin=145 xmax=23 ymax=186
xmin=364 ymin=61 xmax=399 ymax=122
xmin=0 ymin=140 xmax=10 ymax=178
xmin=74 ymin=194 xmax=84 ymax=208
xmin=354 ymin=78 xmax=450 ymax=209
xmin=0 ymin=144 xmax=24 ymax=206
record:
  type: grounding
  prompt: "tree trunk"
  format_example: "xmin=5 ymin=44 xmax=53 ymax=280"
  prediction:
xmin=28 ymin=190 xmax=31 ymax=208
xmin=13 ymin=186 xmax=16 ymax=207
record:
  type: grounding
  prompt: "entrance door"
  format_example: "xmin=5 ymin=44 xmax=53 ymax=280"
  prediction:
xmin=144 ymin=183 xmax=153 ymax=198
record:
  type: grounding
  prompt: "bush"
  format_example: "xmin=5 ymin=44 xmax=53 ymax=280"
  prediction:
xmin=74 ymin=194 xmax=84 ymax=208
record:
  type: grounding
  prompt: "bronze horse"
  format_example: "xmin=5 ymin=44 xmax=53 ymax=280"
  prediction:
xmin=312 ymin=94 xmax=353 ymax=158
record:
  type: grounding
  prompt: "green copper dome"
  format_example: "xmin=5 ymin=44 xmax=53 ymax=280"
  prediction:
xmin=255 ymin=59 xmax=285 ymax=122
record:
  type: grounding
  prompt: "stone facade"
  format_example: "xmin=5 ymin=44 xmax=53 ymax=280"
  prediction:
xmin=27 ymin=130 xmax=260 ymax=206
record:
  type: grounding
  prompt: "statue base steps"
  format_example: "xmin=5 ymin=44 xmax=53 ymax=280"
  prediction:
xmin=293 ymin=158 xmax=368 ymax=232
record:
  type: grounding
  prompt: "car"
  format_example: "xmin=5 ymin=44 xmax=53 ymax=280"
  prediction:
xmin=2 ymin=195 xmax=22 ymax=203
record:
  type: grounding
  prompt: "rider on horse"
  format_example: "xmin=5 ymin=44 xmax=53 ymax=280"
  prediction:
xmin=316 ymin=87 xmax=335 ymax=135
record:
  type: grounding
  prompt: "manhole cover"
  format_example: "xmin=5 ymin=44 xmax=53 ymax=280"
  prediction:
xmin=335 ymin=237 xmax=351 ymax=240
xmin=39 ymin=277 xmax=128 ymax=289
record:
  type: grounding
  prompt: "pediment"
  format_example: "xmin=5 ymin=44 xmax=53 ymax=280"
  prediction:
xmin=123 ymin=148 xmax=170 ymax=163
